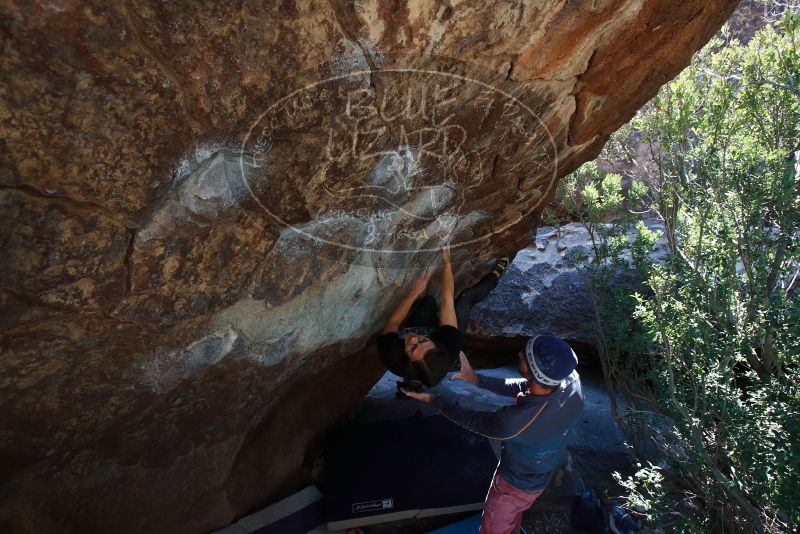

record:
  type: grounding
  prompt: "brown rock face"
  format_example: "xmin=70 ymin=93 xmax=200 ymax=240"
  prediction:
xmin=0 ymin=1 xmax=736 ymax=532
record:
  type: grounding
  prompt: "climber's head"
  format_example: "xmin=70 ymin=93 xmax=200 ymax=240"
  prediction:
xmin=405 ymin=333 xmax=451 ymax=387
xmin=418 ymin=343 xmax=452 ymax=387
xmin=404 ymin=332 xmax=435 ymax=362
xmin=517 ymin=335 xmax=578 ymax=389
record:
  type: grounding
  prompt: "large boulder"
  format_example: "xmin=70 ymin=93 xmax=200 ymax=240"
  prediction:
xmin=467 ymin=221 xmax=669 ymax=347
xmin=0 ymin=2 xmax=736 ymax=532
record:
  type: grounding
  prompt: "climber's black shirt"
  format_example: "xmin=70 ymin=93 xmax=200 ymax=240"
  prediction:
xmin=377 ymin=325 xmax=461 ymax=386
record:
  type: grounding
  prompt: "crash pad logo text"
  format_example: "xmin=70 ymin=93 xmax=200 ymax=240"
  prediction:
xmin=352 ymin=498 xmax=394 ymax=514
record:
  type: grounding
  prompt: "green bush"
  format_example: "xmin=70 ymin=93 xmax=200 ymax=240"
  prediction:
xmin=562 ymin=12 xmax=800 ymax=533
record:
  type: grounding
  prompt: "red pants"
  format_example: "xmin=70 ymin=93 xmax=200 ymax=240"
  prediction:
xmin=479 ymin=471 xmax=544 ymax=534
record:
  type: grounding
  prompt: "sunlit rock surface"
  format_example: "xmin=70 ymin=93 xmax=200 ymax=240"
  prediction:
xmin=1 ymin=1 xmax=736 ymax=532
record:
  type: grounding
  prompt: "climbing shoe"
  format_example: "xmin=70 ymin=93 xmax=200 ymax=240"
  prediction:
xmin=492 ymin=256 xmax=511 ymax=277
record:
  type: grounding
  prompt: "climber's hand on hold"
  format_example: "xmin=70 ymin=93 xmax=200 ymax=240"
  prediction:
xmin=441 ymin=245 xmax=451 ymax=265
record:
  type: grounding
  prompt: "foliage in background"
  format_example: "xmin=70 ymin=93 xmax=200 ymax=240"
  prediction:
xmin=547 ymin=160 xmax=657 ymax=422
xmin=555 ymin=10 xmax=800 ymax=533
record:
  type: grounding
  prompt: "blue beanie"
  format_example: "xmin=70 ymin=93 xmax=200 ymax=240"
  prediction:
xmin=524 ymin=335 xmax=578 ymax=386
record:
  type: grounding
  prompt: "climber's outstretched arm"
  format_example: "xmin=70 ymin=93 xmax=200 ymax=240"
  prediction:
xmin=439 ymin=246 xmax=457 ymax=328
xmin=381 ymin=272 xmax=430 ymax=334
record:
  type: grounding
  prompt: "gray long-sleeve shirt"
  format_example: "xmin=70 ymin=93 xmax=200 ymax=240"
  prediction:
xmin=430 ymin=370 xmax=584 ymax=492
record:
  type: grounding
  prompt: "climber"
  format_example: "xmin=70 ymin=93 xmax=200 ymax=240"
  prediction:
xmin=377 ymin=245 xmax=509 ymax=389
xmin=402 ymin=336 xmax=584 ymax=534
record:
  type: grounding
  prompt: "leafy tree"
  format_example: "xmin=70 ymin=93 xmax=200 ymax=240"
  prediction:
xmin=560 ymin=11 xmax=800 ymax=533
xmin=549 ymin=159 xmax=656 ymax=424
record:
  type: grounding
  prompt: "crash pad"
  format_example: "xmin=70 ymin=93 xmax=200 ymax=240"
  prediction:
xmin=323 ymin=415 xmax=497 ymax=530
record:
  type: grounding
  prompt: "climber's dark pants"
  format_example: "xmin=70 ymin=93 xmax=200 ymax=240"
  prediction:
xmin=405 ymin=273 xmax=499 ymax=331
xmin=454 ymin=273 xmax=499 ymax=331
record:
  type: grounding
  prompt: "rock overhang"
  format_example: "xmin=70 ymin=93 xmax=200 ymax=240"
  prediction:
xmin=0 ymin=1 xmax=740 ymax=531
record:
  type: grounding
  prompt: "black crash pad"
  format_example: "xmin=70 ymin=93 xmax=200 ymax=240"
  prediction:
xmin=323 ymin=415 xmax=497 ymax=530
